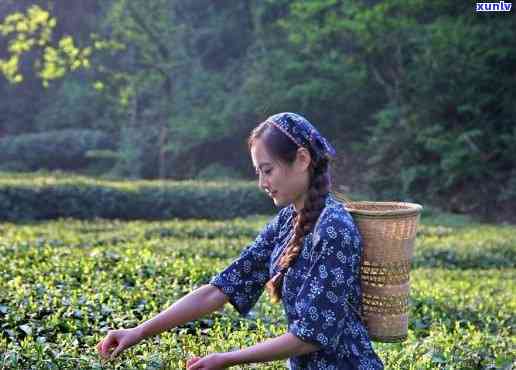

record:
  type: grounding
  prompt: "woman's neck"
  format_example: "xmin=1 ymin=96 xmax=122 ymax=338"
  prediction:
xmin=293 ymin=193 xmax=306 ymax=214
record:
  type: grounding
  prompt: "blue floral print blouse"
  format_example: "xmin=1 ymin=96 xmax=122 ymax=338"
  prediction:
xmin=209 ymin=193 xmax=384 ymax=370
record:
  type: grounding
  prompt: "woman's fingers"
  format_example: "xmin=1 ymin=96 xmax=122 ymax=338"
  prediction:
xmin=97 ymin=328 xmax=142 ymax=361
xmin=110 ymin=341 xmax=126 ymax=359
xmin=187 ymin=356 xmax=201 ymax=365
xmin=97 ymin=333 xmax=118 ymax=358
xmin=186 ymin=356 xmax=201 ymax=369
xmin=96 ymin=340 xmax=103 ymax=353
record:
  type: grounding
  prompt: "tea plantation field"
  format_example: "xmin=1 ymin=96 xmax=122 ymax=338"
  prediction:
xmin=1 ymin=214 xmax=514 ymax=369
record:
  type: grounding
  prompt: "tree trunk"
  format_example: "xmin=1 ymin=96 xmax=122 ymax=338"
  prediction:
xmin=158 ymin=123 xmax=168 ymax=179
xmin=158 ymin=75 xmax=173 ymax=179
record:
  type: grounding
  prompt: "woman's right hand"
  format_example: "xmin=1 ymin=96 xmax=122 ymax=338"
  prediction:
xmin=96 ymin=327 xmax=142 ymax=360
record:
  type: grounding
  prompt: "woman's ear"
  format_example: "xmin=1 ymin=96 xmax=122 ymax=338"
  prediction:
xmin=295 ymin=147 xmax=312 ymax=173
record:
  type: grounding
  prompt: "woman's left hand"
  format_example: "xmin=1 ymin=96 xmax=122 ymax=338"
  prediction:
xmin=186 ymin=353 xmax=230 ymax=369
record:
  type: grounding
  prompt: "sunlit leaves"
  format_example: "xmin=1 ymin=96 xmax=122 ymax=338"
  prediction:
xmin=93 ymin=81 xmax=105 ymax=91
xmin=0 ymin=5 xmax=92 ymax=87
xmin=0 ymin=55 xmax=22 ymax=83
xmin=0 ymin=207 xmax=514 ymax=368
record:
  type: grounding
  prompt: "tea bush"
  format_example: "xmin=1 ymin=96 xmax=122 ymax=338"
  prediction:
xmin=0 ymin=130 xmax=114 ymax=172
xmin=0 ymin=215 xmax=514 ymax=369
xmin=0 ymin=173 xmax=275 ymax=221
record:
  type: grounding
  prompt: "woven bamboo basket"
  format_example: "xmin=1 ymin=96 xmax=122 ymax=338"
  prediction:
xmin=333 ymin=193 xmax=423 ymax=342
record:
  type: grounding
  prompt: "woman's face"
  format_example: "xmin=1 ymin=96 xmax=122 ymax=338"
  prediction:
xmin=250 ymin=138 xmax=311 ymax=210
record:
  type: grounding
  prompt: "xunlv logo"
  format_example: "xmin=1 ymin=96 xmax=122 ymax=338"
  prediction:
xmin=476 ymin=1 xmax=512 ymax=11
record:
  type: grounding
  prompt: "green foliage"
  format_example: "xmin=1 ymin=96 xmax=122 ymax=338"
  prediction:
xmin=108 ymin=127 xmax=155 ymax=179
xmin=0 ymin=173 xmax=275 ymax=221
xmin=0 ymin=5 xmax=91 ymax=86
xmin=361 ymin=9 xmax=516 ymax=216
xmin=34 ymin=79 xmax=117 ymax=133
xmin=414 ymin=223 xmax=515 ymax=269
xmin=195 ymin=164 xmax=244 ymax=181
xmin=282 ymin=0 xmax=516 ymax=221
xmin=399 ymin=15 xmax=516 ymax=214
xmin=0 ymin=130 xmax=114 ymax=171
xmin=91 ymin=0 xmax=246 ymax=178
xmin=0 ymin=214 xmax=514 ymax=368
xmin=1 ymin=1 xmax=514 ymax=222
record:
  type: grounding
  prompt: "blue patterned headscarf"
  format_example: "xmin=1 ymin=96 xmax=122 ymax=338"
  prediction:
xmin=265 ymin=112 xmax=336 ymax=162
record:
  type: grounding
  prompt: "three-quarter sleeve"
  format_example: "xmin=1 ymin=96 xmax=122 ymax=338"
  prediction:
xmin=209 ymin=210 xmax=283 ymax=317
xmin=289 ymin=212 xmax=365 ymax=353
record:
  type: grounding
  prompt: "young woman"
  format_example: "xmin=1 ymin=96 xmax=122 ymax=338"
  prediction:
xmin=97 ymin=112 xmax=384 ymax=369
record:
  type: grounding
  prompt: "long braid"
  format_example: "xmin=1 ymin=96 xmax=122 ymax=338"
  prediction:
xmin=265 ymin=157 xmax=331 ymax=303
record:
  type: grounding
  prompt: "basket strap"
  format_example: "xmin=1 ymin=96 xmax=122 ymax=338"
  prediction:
xmin=332 ymin=190 xmax=353 ymax=206
xmin=332 ymin=191 xmax=366 ymax=323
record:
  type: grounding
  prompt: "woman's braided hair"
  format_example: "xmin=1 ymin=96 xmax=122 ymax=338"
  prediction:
xmin=248 ymin=120 xmax=332 ymax=304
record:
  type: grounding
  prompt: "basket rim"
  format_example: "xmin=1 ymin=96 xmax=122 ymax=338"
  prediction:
xmin=342 ymin=201 xmax=423 ymax=217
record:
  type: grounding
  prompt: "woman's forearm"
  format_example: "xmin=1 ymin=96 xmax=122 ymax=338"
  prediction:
xmin=135 ymin=284 xmax=228 ymax=340
xmin=223 ymin=332 xmax=320 ymax=366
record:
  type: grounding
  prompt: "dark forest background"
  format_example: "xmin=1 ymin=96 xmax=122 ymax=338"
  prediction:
xmin=1 ymin=0 xmax=515 ymax=222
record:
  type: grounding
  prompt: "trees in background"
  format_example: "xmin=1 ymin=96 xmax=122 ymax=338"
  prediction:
xmin=282 ymin=0 xmax=516 ymax=219
xmin=1 ymin=0 xmax=514 ymax=221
